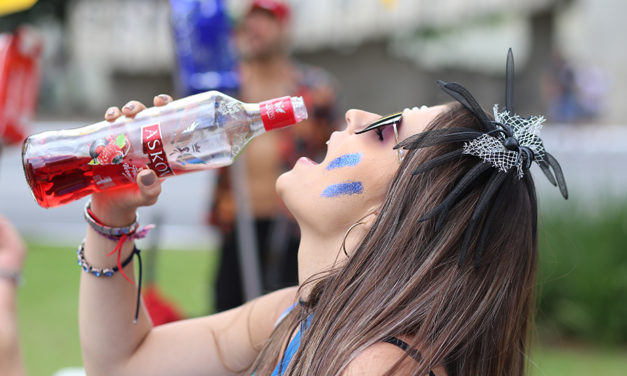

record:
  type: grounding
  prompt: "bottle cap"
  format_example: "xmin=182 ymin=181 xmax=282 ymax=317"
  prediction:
xmin=260 ymin=96 xmax=308 ymax=131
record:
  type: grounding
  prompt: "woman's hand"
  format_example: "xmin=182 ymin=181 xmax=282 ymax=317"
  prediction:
xmin=91 ymin=95 xmax=173 ymax=226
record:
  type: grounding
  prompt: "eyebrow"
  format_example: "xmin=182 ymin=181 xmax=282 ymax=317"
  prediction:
xmin=354 ymin=112 xmax=402 ymax=135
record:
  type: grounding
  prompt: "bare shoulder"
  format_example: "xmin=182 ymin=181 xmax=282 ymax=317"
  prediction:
xmin=252 ymin=286 xmax=299 ymax=323
xmin=247 ymin=286 xmax=299 ymax=344
xmin=341 ymin=342 xmax=416 ymax=376
xmin=341 ymin=342 xmax=448 ymax=376
xmin=125 ymin=287 xmax=300 ymax=375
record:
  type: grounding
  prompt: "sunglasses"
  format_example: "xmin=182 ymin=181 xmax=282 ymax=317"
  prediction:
xmin=355 ymin=112 xmax=404 ymax=162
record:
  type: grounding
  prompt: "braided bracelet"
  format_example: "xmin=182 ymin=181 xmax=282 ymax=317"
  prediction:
xmin=77 ymin=240 xmax=138 ymax=277
xmin=83 ymin=200 xmax=140 ymax=239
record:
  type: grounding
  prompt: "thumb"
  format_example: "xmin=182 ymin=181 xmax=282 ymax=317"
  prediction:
xmin=136 ymin=169 xmax=162 ymax=207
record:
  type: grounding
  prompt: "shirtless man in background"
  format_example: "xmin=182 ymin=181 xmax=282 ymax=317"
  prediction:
xmin=210 ymin=0 xmax=339 ymax=311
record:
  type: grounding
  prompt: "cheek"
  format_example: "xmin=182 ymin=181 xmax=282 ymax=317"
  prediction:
xmin=276 ymin=166 xmax=322 ymax=212
xmin=278 ymin=151 xmax=396 ymax=215
xmin=358 ymin=157 xmax=397 ymax=202
xmin=320 ymin=181 xmax=364 ymax=198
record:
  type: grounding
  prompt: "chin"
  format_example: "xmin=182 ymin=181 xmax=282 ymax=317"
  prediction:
xmin=275 ymin=169 xmax=309 ymax=224
xmin=275 ymin=170 xmax=289 ymax=198
xmin=276 ymin=169 xmax=299 ymax=208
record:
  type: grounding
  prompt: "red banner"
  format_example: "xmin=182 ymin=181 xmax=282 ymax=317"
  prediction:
xmin=0 ymin=27 xmax=42 ymax=145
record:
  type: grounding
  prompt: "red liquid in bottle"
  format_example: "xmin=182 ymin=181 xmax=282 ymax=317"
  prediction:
xmin=22 ymin=93 xmax=308 ymax=208
xmin=21 ymin=116 xmax=157 ymax=208
xmin=22 ymin=153 xmax=143 ymax=208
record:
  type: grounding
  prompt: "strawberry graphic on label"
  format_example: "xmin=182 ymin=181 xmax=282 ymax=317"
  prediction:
xmin=88 ymin=134 xmax=130 ymax=165
xmin=97 ymin=143 xmax=124 ymax=164
xmin=89 ymin=139 xmax=107 ymax=159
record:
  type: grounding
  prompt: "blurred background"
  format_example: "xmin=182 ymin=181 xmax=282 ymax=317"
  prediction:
xmin=0 ymin=0 xmax=626 ymax=375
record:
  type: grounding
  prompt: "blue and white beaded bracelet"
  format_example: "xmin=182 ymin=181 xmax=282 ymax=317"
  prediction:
xmin=76 ymin=240 xmax=144 ymax=323
xmin=76 ymin=240 xmax=139 ymax=277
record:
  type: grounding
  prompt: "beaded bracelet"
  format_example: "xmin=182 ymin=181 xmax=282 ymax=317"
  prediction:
xmin=77 ymin=240 xmax=144 ymax=323
xmin=83 ymin=200 xmax=140 ymax=239
xmin=81 ymin=200 xmax=152 ymax=323
xmin=76 ymin=240 xmax=137 ymax=277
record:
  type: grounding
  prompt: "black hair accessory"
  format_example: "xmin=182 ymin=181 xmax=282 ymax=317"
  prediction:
xmin=395 ymin=49 xmax=568 ymax=267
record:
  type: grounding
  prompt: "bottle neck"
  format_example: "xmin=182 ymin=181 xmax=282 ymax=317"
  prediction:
xmin=259 ymin=96 xmax=299 ymax=131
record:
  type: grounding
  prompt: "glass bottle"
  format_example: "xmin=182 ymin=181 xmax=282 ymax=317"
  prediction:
xmin=22 ymin=91 xmax=307 ymax=208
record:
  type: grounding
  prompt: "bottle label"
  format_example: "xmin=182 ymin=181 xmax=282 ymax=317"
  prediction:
xmin=260 ymin=96 xmax=296 ymax=131
xmin=142 ymin=123 xmax=174 ymax=177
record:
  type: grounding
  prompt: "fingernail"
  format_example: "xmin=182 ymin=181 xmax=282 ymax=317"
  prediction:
xmin=123 ymin=103 xmax=135 ymax=112
xmin=141 ymin=171 xmax=157 ymax=186
xmin=106 ymin=108 xmax=116 ymax=117
xmin=158 ymin=94 xmax=170 ymax=102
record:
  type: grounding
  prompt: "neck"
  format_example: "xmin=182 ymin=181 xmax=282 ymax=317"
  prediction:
xmin=241 ymin=54 xmax=292 ymax=78
xmin=296 ymin=227 xmax=347 ymax=300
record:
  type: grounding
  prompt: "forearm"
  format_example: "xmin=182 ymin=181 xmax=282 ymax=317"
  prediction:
xmin=78 ymin=204 xmax=152 ymax=375
xmin=0 ymin=281 xmax=25 ymax=376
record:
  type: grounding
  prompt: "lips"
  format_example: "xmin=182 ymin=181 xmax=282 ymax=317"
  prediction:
xmin=297 ymin=156 xmax=318 ymax=166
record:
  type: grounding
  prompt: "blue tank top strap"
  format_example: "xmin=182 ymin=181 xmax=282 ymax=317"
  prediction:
xmin=270 ymin=314 xmax=312 ymax=376
xmin=258 ymin=307 xmax=437 ymax=376
xmin=270 ymin=323 xmax=302 ymax=375
xmin=275 ymin=302 xmax=298 ymax=327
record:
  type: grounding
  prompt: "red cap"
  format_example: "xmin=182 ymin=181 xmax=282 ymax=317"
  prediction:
xmin=260 ymin=96 xmax=297 ymax=131
xmin=248 ymin=0 xmax=290 ymax=24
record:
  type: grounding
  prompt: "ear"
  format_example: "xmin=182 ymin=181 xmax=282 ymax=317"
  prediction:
xmin=359 ymin=210 xmax=379 ymax=231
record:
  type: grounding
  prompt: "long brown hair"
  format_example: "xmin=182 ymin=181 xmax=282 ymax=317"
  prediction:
xmin=251 ymin=102 xmax=538 ymax=375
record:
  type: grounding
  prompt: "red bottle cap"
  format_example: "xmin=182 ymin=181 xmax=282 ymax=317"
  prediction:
xmin=260 ymin=96 xmax=297 ymax=131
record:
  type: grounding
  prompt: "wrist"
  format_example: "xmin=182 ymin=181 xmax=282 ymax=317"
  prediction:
xmin=90 ymin=195 xmax=137 ymax=227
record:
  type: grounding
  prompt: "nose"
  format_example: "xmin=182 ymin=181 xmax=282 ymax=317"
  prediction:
xmin=345 ymin=109 xmax=381 ymax=134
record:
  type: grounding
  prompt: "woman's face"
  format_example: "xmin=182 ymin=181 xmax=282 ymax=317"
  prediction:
xmin=276 ymin=105 xmax=448 ymax=235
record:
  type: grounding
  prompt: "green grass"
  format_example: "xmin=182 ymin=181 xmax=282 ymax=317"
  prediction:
xmin=537 ymin=203 xmax=627 ymax=344
xmin=17 ymin=241 xmax=217 ymax=376
xmin=15 ymin=242 xmax=627 ymax=375
xmin=530 ymin=345 xmax=627 ymax=376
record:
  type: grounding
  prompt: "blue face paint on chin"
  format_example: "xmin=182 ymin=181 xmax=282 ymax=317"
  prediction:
xmin=321 ymin=181 xmax=364 ymax=198
xmin=326 ymin=153 xmax=362 ymax=170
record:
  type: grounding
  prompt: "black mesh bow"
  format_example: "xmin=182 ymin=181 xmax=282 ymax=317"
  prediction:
xmin=396 ymin=49 xmax=568 ymax=267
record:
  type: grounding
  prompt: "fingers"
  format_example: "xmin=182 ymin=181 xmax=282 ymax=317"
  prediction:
xmin=136 ymin=169 xmax=162 ymax=207
xmin=104 ymin=100 xmax=147 ymax=122
xmin=104 ymin=106 xmax=121 ymax=122
xmin=121 ymin=100 xmax=147 ymax=118
xmin=104 ymin=94 xmax=171 ymax=122
xmin=153 ymin=94 xmax=173 ymax=107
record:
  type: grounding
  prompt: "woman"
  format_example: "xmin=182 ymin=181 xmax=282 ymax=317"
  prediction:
xmin=78 ymin=52 xmax=566 ymax=375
